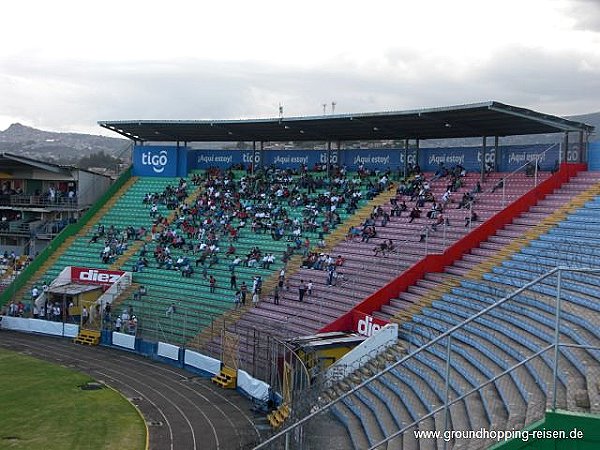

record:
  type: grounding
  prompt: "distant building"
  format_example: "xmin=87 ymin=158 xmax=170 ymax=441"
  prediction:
xmin=0 ymin=153 xmax=112 ymax=256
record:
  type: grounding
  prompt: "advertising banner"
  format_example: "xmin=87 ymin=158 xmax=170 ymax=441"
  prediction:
xmin=353 ymin=311 xmax=389 ymax=337
xmin=157 ymin=342 xmax=180 ymax=361
xmin=497 ymin=144 xmax=558 ymax=171
xmin=422 ymin=147 xmax=483 ymax=172
xmin=70 ymin=267 xmax=125 ymax=287
xmin=133 ymin=145 xmax=179 ymax=176
xmin=342 ymin=149 xmax=401 ymax=171
xmin=184 ymin=349 xmax=221 ymax=375
xmin=178 ymin=143 xmax=559 ymax=173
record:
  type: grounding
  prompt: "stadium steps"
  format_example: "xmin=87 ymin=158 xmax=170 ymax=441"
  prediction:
xmin=93 ymin=282 xmax=140 ymax=329
xmin=129 ymin=171 xmax=374 ymax=345
xmin=7 ymin=177 xmax=139 ymax=304
xmin=211 ymin=366 xmax=237 ymax=389
xmin=108 ymin=176 xmax=206 ymax=273
xmin=203 ymin=172 xmax=559 ymax=375
xmin=267 ymin=403 xmax=291 ymax=429
xmin=187 ymin=183 xmax=397 ymax=353
xmin=73 ymin=329 xmax=101 ymax=346
xmin=320 ymin=172 xmax=600 ymax=449
xmin=0 ymin=256 xmax=29 ymax=285
xmin=13 ymin=176 xmax=183 ymax=317
xmin=384 ymin=172 xmax=600 ymax=324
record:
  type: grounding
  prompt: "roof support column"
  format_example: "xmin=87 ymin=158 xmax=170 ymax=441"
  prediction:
xmin=327 ymin=141 xmax=332 ymax=178
xmin=252 ymin=141 xmax=256 ymax=175
xmin=563 ymin=132 xmax=569 ymax=164
xmin=403 ymin=139 xmax=409 ymax=179
xmin=579 ymin=130 xmax=585 ymax=163
xmin=259 ymin=141 xmax=264 ymax=170
xmin=481 ymin=136 xmax=487 ymax=184
xmin=494 ymin=136 xmax=499 ymax=172
xmin=415 ymin=139 xmax=420 ymax=173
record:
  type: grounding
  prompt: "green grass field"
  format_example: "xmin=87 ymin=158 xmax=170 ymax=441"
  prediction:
xmin=0 ymin=348 xmax=146 ymax=450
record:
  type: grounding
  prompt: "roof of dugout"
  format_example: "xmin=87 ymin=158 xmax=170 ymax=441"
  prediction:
xmin=98 ymin=101 xmax=594 ymax=143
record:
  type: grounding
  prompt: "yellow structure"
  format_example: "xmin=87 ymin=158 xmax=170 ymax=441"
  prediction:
xmin=74 ymin=329 xmax=101 ymax=346
xmin=211 ymin=366 xmax=237 ymax=389
xmin=292 ymin=332 xmax=366 ymax=373
xmin=46 ymin=283 xmax=103 ymax=318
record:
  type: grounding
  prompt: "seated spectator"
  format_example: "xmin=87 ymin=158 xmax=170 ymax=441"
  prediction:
xmin=373 ymin=241 xmax=389 ymax=257
xmin=386 ymin=239 xmax=395 ymax=253
xmin=419 ymin=225 xmax=431 ymax=243
xmin=361 ymin=226 xmax=376 ymax=242
xmin=381 ymin=212 xmax=390 ymax=227
xmin=441 ymin=189 xmax=452 ymax=205
xmin=431 ymin=163 xmax=447 ymax=181
xmin=431 ymin=213 xmax=447 ymax=231
xmin=457 ymin=192 xmax=474 ymax=209
xmin=181 ymin=264 xmax=194 ymax=277
xmin=491 ymin=179 xmax=504 ymax=193
xmin=465 ymin=211 xmax=479 ymax=227
xmin=408 ymin=207 xmax=421 ymax=223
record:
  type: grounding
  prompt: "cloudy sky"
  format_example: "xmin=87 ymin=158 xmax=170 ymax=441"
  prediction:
xmin=1 ymin=0 xmax=599 ymax=135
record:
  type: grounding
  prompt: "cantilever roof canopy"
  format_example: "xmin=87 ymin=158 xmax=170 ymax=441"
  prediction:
xmin=98 ymin=101 xmax=594 ymax=143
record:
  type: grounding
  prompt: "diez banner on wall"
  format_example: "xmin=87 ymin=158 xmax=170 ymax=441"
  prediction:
xmin=70 ymin=267 xmax=125 ymax=287
xmin=353 ymin=311 xmax=389 ymax=337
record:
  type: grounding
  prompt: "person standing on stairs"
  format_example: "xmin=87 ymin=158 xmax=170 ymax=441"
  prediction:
xmin=298 ymin=280 xmax=307 ymax=302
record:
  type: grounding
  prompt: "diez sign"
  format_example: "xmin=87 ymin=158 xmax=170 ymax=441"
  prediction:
xmin=354 ymin=311 xmax=388 ymax=337
xmin=71 ymin=267 xmax=125 ymax=287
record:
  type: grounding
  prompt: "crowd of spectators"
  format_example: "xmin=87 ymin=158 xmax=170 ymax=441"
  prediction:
xmin=0 ymin=182 xmax=77 ymax=206
xmin=117 ymin=165 xmax=382 ymax=312
xmin=345 ymin=162 xmax=481 ymax=255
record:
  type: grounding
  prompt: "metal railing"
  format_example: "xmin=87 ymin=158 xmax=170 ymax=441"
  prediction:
xmin=254 ymin=266 xmax=600 ymax=449
xmin=420 ymin=142 xmax=560 ymax=255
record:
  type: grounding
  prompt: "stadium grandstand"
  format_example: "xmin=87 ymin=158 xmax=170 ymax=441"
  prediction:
xmin=0 ymin=154 xmax=111 ymax=295
xmin=2 ymin=101 xmax=600 ymax=450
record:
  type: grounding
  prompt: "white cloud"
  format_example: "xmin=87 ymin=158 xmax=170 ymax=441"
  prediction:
xmin=0 ymin=0 xmax=599 ymax=134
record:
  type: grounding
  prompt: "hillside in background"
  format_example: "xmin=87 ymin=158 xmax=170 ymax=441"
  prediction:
xmin=420 ymin=111 xmax=599 ymax=148
xmin=1 ymin=111 xmax=598 ymax=165
xmin=0 ymin=123 xmax=129 ymax=165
